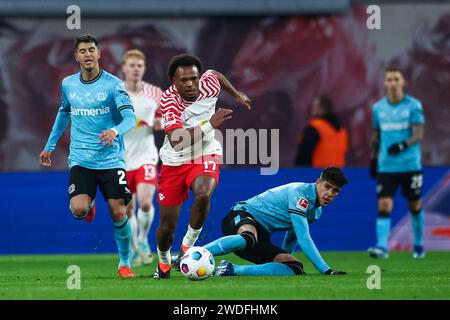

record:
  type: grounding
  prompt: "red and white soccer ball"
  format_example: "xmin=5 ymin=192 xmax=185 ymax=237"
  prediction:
xmin=180 ymin=247 xmax=215 ymax=281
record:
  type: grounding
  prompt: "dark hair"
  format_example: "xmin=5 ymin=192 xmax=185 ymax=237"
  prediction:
xmin=75 ymin=34 xmax=98 ymax=50
xmin=320 ymin=167 xmax=348 ymax=188
xmin=318 ymin=95 xmax=334 ymax=114
xmin=167 ymin=53 xmax=202 ymax=79
xmin=384 ymin=66 xmax=403 ymax=76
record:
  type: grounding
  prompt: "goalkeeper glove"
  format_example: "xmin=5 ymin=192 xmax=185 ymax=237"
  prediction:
xmin=388 ymin=141 xmax=408 ymax=155
xmin=369 ymin=158 xmax=378 ymax=179
xmin=324 ymin=269 xmax=347 ymax=275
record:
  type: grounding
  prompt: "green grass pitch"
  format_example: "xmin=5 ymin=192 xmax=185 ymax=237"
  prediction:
xmin=0 ymin=251 xmax=449 ymax=300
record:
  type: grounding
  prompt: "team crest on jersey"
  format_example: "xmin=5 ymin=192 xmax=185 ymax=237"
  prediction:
xmin=121 ymin=97 xmax=131 ymax=104
xmin=163 ymin=112 xmax=177 ymax=127
xmin=159 ymin=193 xmax=165 ymax=201
xmin=68 ymin=184 xmax=75 ymax=194
xmin=296 ymin=197 xmax=309 ymax=212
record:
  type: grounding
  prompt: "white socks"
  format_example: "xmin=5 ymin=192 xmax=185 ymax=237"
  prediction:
xmin=182 ymin=225 xmax=203 ymax=249
xmin=157 ymin=246 xmax=172 ymax=265
xmin=137 ymin=206 xmax=154 ymax=244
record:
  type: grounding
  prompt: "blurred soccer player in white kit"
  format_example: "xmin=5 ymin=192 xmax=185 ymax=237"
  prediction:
xmin=122 ymin=49 xmax=163 ymax=266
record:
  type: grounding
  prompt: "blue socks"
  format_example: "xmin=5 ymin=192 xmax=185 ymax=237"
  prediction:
xmin=411 ymin=209 xmax=424 ymax=247
xmin=375 ymin=208 xmax=424 ymax=250
xmin=114 ymin=216 xmax=131 ymax=268
xmin=233 ymin=262 xmax=295 ymax=276
xmin=204 ymin=235 xmax=247 ymax=256
xmin=376 ymin=216 xmax=391 ymax=250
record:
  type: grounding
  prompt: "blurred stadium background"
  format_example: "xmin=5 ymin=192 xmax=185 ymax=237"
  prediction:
xmin=0 ymin=0 xmax=449 ymax=256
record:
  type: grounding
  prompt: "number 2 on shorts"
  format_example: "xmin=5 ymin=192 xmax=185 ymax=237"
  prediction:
xmin=117 ymin=170 xmax=127 ymax=185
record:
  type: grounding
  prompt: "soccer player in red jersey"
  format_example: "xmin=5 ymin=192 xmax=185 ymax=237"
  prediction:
xmin=154 ymin=54 xmax=251 ymax=279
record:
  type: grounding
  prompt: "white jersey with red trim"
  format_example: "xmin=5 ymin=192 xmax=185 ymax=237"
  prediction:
xmin=159 ymin=70 xmax=222 ymax=166
xmin=123 ymin=81 xmax=163 ymax=171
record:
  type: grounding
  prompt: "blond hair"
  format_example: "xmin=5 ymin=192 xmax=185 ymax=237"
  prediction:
xmin=122 ymin=49 xmax=146 ymax=64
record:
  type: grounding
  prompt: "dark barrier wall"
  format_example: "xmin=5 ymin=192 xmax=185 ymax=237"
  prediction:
xmin=1 ymin=5 xmax=450 ymax=171
xmin=1 ymin=167 xmax=447 ymax=254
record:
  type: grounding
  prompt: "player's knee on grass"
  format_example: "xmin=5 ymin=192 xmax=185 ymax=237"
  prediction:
xmin=240 ymin=230 xmax=257 ymax=249
xmin=282 ymin=261 xmax=305 ymax=275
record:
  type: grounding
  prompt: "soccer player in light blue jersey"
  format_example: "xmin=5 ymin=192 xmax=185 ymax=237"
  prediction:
xmin=203 ymin=167 xmax=348 ymax=276
xmin=368 ymin=67 xmax=426 ymax=259
xmin=39 ymin=35 xmax=137 ymax=278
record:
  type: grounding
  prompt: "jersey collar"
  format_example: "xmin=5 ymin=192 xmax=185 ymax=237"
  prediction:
xmin=80 ymin=69 xmax=103 ymax=84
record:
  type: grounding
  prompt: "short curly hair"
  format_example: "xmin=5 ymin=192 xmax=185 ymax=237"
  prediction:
xmin=167 ymin=53 xmax=202 ymax=79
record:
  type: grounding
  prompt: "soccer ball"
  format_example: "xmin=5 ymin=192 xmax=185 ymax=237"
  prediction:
xmin=179 ymin=247 xmax=215 ymax=281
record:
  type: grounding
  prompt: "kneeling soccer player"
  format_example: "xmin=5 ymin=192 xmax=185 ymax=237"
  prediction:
xmin=204 ymin=167 xmax=348 ymax=276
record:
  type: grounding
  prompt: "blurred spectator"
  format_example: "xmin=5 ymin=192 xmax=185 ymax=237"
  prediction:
xmin=294 ymin=96 xmax=349 ymax=167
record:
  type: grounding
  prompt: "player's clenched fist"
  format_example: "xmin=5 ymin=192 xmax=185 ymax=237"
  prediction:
xmin=210 ymin=108 xmax=233 ymax=128
xmin=39 ymin=150 xmax=52 ymax=167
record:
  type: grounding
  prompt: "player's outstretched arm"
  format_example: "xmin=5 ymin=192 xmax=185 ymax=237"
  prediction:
xmin=39 ymin=150 xmax=52 ymax=167
xmin=291 ymin=213 xmax=346 ymax=275
xmin=211 ymin=70 xmax=251 ymax=109
xmin=40 ymin=106 xmax=71 ymax=166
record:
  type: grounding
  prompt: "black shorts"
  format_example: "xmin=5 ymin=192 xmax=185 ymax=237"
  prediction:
xmin=68 ymin=166 xmax=132 ymax=205
xmin=376 ymin=171 xmax=423 ymax=201
xmin=221 ymin=209 xmax=287 ymax=265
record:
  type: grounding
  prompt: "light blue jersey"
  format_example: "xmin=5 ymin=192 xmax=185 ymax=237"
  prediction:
xmin=372 ymin=95 xmax=425 ymax=173
xmin=233 ymin=183 xmax=322 ymax=233
xmin=44 ymin=70 xmax=136 ymax=169
xmin=233 ymin=182 xmax=330 ymax=273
